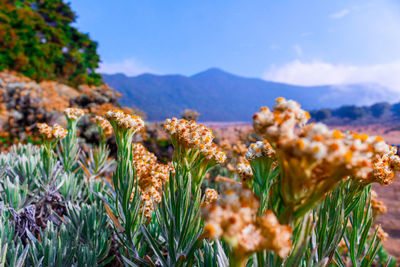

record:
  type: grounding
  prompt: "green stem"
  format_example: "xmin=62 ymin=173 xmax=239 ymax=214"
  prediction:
xmin=256 ymin=251 xmax=265 ymax=267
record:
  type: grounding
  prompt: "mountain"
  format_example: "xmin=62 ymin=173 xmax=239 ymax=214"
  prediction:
xmin=102 ymin=68 xmax=396 ymax=121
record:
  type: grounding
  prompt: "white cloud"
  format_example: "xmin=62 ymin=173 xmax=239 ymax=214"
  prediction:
xmin=293 ymin=45 xmax=303 ymax=57
xmin=329 ymin=8 xmax=350 ymax=19
xmin=262 ymin=60 xmax=400 ymax=92
xmin=98 ymin=58 xmax=155 ymax=76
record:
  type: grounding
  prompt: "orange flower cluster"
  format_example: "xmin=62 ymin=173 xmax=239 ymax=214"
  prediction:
xmin=246 ymin=140 xmax=275 ymax=161
xmin=105 ymin=110 xmax=144 ymax=132
xmin=375 ymin=225 xmax=388 ymax=241
xmin=92 ymin=115 xmax=113 ymax=137
xmin=253 ymin=97 xmax=310 ymax=144
xmin=370 ymin=190 xmax=387 ymax=216
xmin=202 ymin=183 xmax=292 ymax=258
xmin=163 ymin=118 xmax=226 ymax=164
xmin=250 ymin=97 xmax=400 ymax=220
xmin=37 ymin=123 xmax=67 ymax=140
xmin=364 ymin=146 xmax=400 ymax=185
xmin=236 ymin=162 xmax=253 ymax=183
xmin=253 ymin=97 xmax=399 ymax=185
xmin=203 ymin=188 xmax=220 ymax=206
xmin=132 ymin=143 xmax=174 ymax=218
xmin=64 ymin=108 xmax=85 ymax=121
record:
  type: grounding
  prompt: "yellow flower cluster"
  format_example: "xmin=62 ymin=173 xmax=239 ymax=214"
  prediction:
xmin=253 ymin=97 xmax=398 ymax=185
xmin=370 ymin=190 xmax=387 ymax=216
xmin=132 ymin=143 xmax=174 ymax=218
xmin=64 ymin=108 xmax=85 ymax=121
xmin=375 ymin=225 xmax=388 ymax=241
xmin=202 ymin=183 xmax=292 ymax=258
xmin=246 ymin=140 xmax=275 ymax=161
xmin=203 ymin=188 xmax=220 ymax=206
xmin=163 ymin=118 xmax=226 ymax=164
xmin=256 ymin=210 xmax=293 ymax=258
xmin=364 ymin=146 xmax=400 ymax=185
xmin=105 ymin=110 xmax=144 ymax=131
xmin=37 ymin=123 xmax=68 ymax=140
xmin=92 ymin=115 xmax=113 ymax=137
xmin=236 ymin=162 xmax=253 ymax=183
xmin=253 ymin=97 xmax=310 ymax=143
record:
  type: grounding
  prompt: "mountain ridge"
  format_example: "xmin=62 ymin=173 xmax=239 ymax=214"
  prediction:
xmin=102 ymin=68 xmax=397 ymax=121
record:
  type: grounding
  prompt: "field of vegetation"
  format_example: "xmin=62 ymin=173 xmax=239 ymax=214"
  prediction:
xmin=1 ymin=1 xmax=399 ymax=266
xmin=0 ymin=97 xmax=397 ymax=266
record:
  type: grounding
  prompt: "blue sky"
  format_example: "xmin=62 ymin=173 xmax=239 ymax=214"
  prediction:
xmin=69 ymin=0 xmax=400 ymax=91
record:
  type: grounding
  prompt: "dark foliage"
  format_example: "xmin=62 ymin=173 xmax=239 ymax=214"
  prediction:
xmin=0 ymin=0 xmax=102 ymax=86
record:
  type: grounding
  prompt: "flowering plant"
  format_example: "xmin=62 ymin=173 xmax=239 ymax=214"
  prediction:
xmin=0 ymin=100 xmax=398 ymax=267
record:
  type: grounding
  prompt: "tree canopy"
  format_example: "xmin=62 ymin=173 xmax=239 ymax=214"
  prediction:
xmin=0 ymin=0 xmax=102 ymax=86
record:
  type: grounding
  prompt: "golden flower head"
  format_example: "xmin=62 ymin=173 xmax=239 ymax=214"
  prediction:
xmin=37 ymin=123 xmax=68 ymax=141
xmin=131 ymin=143 xmax=174 ymax=218
xmin=232 ymin=142 xmax=248 ymax=155
xmin=246 ymin=140 xmax=275 ymax=161
xmin=375 ymin=225 xmax=388 ymax=242
xmin=202 ymin=183 xmax=292 ymax=258
xmin=203 ymin=188 xmax=220 ymax=206
xmin=252 ymin=97 xmax=310 ymax=143
xmin=163 ymin=117 xmax=226 ymax=164
xmin=370 ymin=190 xmax=387 ymax=216
xmin=64 ymin=108 xmax=85 ymax=121
xmin=237 ymin=162 xmax=253 ymax=183
xmin=251 ymin=98 xmax=398 ymax=219
xmin=256 ymin=210 xmax=293 ymax=258
xmin=92 ymin=115 xmax=113 ymax=137
xmin=254 ymin=99 xmax=396 ymax=183
xmin=361 ymin=145 xmax=400 ymax=185
xmin=105 ymin=109 xmax=144 ymax=132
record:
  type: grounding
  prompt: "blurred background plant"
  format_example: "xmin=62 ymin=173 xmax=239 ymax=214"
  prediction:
xmin=181 ymin=109 xmax=200 ymax=121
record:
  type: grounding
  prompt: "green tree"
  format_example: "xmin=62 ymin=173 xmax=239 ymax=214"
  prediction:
xmin=0 ymin=0 xmax=102 ymax=86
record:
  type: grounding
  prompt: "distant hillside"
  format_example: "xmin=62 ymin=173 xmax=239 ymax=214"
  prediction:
xmin=310 ymin=102 xmax=400 ymax=125
xmin=103 ymin=68 xmax=396 ymax=121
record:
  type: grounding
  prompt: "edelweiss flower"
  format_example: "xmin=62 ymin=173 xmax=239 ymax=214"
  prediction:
xmin=163 ymin=118 xmax=226 ymax=164
xmin=375 ymin=225 xmax=388 ymax=241
xmin=202 ymin=188 xmax=220 ymax=206
xmin=92 ymin=115 xmax=113 ymax=137
xmin=246 ymin=140 xmax=275 ymax=161
xmin=37 ymin=123 xmax=68 ymax=141
xmin=251 ymin=97 xmax=399 ymax=221
xmin=370 ymin=190 xmax=387 ymax=216
xmin=163 ymin=118 xmax=226 ymax=189
xmin=202 ymin=183 xmax=292 ymax=259
xmin=64 ymin=108 xmax=85 ymax=121
xmin=237 ymin=162 xmax=253 ymax=183
xmin=131 ymin=143 xmax=174 ymax=218
xmin=256 ymin=210 xmax=293 ymax=258
xmin=252 ymin=97 xmax=310 ymax=143
xmin=362 ymin=146 xmax=400 ymax=185
xmin=105 ymin=109 xmax=144 ymax=132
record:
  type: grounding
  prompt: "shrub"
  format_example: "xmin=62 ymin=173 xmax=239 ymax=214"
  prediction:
xmin=0 ymin=0 xmax=102 ymax=86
